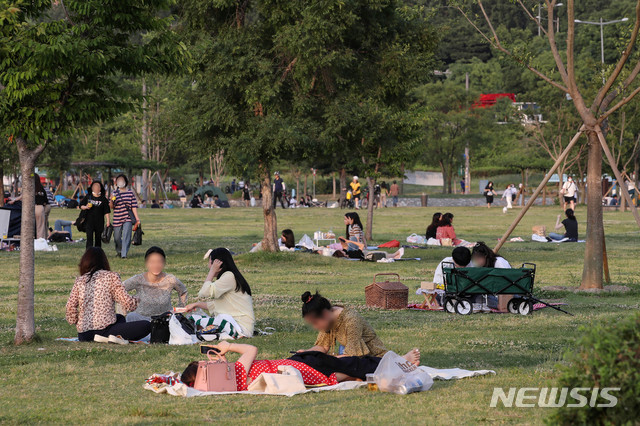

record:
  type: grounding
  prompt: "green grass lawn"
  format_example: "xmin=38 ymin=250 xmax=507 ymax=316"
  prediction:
xmin=0 ymin=206 xmax=638 ymax=424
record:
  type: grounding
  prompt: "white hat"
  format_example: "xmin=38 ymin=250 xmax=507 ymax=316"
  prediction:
xmin=353 ymin=175 xmax=358 ymax=180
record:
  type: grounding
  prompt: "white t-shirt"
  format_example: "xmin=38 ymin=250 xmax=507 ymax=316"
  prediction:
xmin=494 ymin=257 xmax=512 ymax=269
xmin=198 ymin=271 xmax=255 ymax=337
xmin=433 ymin=257 xmax=471 ymax=286
xmin=562 ymin=181 xmax=577 ymax=197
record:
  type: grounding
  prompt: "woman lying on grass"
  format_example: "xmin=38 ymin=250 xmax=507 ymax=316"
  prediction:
xmin=180 ymin=341 xmax=420 ymax=390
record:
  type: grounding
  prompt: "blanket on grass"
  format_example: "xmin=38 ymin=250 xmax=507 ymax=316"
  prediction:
xmin=143 ymin=366 xmax=495 ymax=397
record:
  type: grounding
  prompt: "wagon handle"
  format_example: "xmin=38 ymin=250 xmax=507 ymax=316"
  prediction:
xmin=521 ymin=263 xmax=537 ymax=274
xmin=373 ymin=273 xmax=400 ymax=284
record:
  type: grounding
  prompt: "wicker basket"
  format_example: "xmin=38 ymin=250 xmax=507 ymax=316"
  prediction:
xmin=365 ymin=273 xmax=408 ymax=310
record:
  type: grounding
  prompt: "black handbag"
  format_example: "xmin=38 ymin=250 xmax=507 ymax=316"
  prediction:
xmin=101 ymin=225 xmax=113 ymax=243
xmin=174 ymin=313 xmax=196 ymax=335
xmin=76 ymin=210 xmax=87 ymax=233
xmin=150 ymin=312 xmax=171 ymax=344
xmin=132 ymin=225 xmax=143 ymax=245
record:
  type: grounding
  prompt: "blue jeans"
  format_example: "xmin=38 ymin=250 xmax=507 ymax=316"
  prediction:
xmin=393 ymin=196 xmax=398 ymax=206
xmin=113 ymin=221 xmax=133 ymax=258
xmin=55 ymin=220 xmax=73 ymax=238
xmin=548 ymin=232 xmax=565 ymax=241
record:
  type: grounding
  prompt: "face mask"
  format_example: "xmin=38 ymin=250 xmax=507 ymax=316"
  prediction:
xmin=117 ymin=181 xmax=126 ymax=188
xmin=92 ymin=191 xmax=100 ymax=197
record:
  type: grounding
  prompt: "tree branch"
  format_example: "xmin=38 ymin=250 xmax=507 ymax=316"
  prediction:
xmin=457 ymin=3 xmax=569 ymax=93
xmin=518 ymin=0 xmax=546 ymax=36
xmin=592 ymin=0 xmax=640 ymax=110
xmin=545 ymin=0 xmax=570 ymax=87
xmin=598 ymin=85 xmax=640 ymax=123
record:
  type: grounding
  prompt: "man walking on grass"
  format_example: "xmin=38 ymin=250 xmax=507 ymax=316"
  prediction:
xmin=273 ymin=172 xmax=286 ymax=209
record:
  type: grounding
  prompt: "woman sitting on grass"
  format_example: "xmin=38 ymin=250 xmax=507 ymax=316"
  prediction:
xmin=435 ymin=212 xmax=462 ymax=246
xmin=183 ymin=248 xmax=255 ymax=338
xmin=549 ymin=209 xmax=578 ymax=242
xmin=425 ymin=212 xmax=442 ymax=240
xmin=296 ymin=291 xmax=387 ymax=357
xmin=337 ymin=213 xmax=404 ymax=259
xmin=180 ymin=341 xmax=420 ymax=390
xmin=279 ymin=229 xmax=295 ymax=250
xmin=124 ymin=246 xmax=188 ymax=321
xmin=65 ymin=247 xmax=151 ymax=344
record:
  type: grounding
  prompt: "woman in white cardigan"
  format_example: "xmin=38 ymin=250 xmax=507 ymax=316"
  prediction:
xmin=184 ymin=248 xmax=255 ymax=338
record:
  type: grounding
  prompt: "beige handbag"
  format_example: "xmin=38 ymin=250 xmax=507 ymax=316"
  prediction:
xmin=193 ymin=351 xmax=237 ymax=392
xmin=247 ymin=365 xmax=306 ymax=394
xmin=532 ymin=225 xmax=547 ymax=237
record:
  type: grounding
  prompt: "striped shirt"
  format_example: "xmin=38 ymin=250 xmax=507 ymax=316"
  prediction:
xmin=348 ymin=224 xmax=366 ymax=247
xmin=111 ymin=189 xmax=138 ymax=227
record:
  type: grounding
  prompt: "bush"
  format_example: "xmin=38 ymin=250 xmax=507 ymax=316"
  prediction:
xmin=548 ymin=313 xmax=640 ymax=425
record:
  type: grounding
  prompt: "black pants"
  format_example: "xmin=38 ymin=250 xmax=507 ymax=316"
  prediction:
xmin=273 ymin=191 xmax=285 ymax=208
xmin=288 ymin=351 xmax=381 ymax=380
xmin=77 ymin=314 xmax=151 ymax=342
xmin=85 ymin=220 xmax=104 ymax=249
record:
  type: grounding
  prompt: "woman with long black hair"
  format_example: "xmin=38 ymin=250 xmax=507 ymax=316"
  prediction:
xmin=339 ymin=212 xmax=366 ymax=251
xmin=184 ymin=248 xmax=255 ymax=337
xmin=425 ymin=212 xmax=442 ymax=240
xmin=549 ymin=209 xmax=579 ymax=242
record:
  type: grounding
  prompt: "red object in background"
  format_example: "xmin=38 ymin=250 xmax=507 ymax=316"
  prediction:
xmin=378 ymin=239 xmax=400 ymax=248
xmin=472 ymin=93 xmax=516 ymax=109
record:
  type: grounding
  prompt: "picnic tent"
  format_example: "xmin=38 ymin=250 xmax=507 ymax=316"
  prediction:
xmin=194 ymin=185 xmax=230 ymax=208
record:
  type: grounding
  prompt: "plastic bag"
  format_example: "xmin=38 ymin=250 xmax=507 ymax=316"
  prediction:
xmin=426 ymin=237 xmax=441 ymax=246
xmin=297 ymin=234 xmax=315 ymax=250
xmin=168 ymin=314 xmax=198 ymax=345
xmin=406 ymin=233 xmax=426 ymax=244
xmin=373 ymin=351 xmax=433 ymax=395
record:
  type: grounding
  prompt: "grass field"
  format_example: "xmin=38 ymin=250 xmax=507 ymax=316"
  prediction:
xmin=0 ymin=205 xmax=638 ymax=424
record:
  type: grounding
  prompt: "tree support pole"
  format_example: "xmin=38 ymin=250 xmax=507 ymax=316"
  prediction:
xmin=602 ymin=229 xmax=611 ymax=284
xmin=595 ymin=126 xmax=640 ymax=229
xmin=494 ymin=127 xmax=585 ymax=253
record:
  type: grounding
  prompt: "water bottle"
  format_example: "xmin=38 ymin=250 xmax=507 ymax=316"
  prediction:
xmin=397 ymin=375 xmax=424 ymax=395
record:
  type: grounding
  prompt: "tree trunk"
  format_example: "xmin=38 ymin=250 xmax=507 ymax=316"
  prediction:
xmin=439 ymin=162 xmax=447 ymax=194
xmin=365 ymin=176 xmax=375 ymax=242
xmin=399 ymin=163 xmax=405 ymax=195
xmin=332 ymin=173 xmax=336 ymax=199
xmin=304 ymin=174 xmax=308 ymax=197
xmin=141 ymin=79 xmax=149 ymax=202
xmin=260 ymin=163 xmax=278 ymax=251
xmin=15 ymin=138 xmax=45 ymax=344
xmin=0 ymin=162 xmax=4 ymax=207
xmin=339 ymin=168 xmax=347 ymax=204
xmin=580 ymin=130 xmax=604 ymax=289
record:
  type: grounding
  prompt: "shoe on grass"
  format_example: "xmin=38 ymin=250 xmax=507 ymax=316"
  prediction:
xmin=94 ymin=334 xmax=109 ymax=343
xmin=108 ymin=335 xmax=129 ymax=345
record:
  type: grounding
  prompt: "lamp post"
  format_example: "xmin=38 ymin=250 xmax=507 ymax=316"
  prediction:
xmin=574 ymin=17 xmax=629 ymax=84
xmin=537 ymin=2 xmax=563 ymax=36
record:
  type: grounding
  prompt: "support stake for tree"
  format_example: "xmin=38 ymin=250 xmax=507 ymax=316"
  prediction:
xmin=494 ymin=127 xmax=585 ymax=253
xmin=595 ymin=126 xmax=640 ymax=229
xmin=602 ymin=229 xmax=611 ymax=284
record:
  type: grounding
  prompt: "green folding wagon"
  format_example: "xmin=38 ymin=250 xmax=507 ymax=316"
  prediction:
xmin=442 ymin=263 xmax=571 ymax=316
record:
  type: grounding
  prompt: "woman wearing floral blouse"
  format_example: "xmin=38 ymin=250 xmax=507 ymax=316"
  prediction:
xmin=65 ymin=247 xmax=151 ymax=343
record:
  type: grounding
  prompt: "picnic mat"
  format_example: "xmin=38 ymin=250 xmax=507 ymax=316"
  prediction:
xmin=143 ymin=366 xmax=495 ymax=397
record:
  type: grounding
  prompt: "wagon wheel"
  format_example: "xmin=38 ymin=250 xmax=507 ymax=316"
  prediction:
xmin=455 ymin=299 xmax=473 ymax=315
xmin=443 ymin=297 xmax=456 ymax=314
xmin=507 ymin=298 xmax=521 ymax=314
xmin=518 ymin=300 xmax=533 ymax=316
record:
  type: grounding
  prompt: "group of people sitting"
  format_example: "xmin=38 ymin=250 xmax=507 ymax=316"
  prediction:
xmin=425 ymin=212 xmax=470 ymax=247
xmin=65 ymin=245 xmax=419 ymax=389
xmin=180 ymin=291 xmax=420 ymax=390
xmin=432 ymin=242 xmax=510 ymax=313
xmin=65 ymin=246 xmax=255 ymax=343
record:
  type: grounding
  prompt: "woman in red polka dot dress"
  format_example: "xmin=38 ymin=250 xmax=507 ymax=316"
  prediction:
xmin=180 ymin=341 xmax=339 ymax=391
xmin=180 ymin=341 xmax=420 ymax=391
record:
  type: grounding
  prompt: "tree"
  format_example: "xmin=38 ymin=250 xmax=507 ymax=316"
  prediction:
xmin=456 ymin=0 xmax=640 ymax=289
xmin=0 ymin=0 xmax=186 ymax=344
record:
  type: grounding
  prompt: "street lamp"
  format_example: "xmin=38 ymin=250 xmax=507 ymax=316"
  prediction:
xmin=537 ymin=2 xmax=564 ymax=36
xmin=574 ymin=17 xmax=629 ymax=84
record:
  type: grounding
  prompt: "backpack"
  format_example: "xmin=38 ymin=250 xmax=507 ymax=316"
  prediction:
xmin=150 ymin=312 xmax=172 ymax=344
xmin=365 ymin=251 xmax=386 ymax=262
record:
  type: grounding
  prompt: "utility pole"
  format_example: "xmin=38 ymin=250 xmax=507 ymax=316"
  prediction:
xmin=464 ymin=72 xmax=471 ymax=194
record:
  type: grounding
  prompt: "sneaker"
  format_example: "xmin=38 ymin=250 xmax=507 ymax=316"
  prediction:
xmin=108 ymin=335 xmax=129 ymax=345
xmin=94 ymin=334 xmax=109 ymax=343
xmin=472 ymin=303 xmax=482 ymax=313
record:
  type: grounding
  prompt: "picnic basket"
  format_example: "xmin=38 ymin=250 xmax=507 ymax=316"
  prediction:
xmin=365 ymin=273 xmax=408 ymax=309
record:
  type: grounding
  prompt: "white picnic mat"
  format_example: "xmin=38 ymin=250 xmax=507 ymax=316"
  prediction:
xmin=143 ymin=366 xmax=495 ymax=397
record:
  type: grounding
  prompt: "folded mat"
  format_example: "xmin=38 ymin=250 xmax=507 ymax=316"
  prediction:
xmin=143 ymin=366 xmax=495 ymax=397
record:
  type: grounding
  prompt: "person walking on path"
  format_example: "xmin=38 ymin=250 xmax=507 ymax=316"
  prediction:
xmin=389 ymin=180 xmax=400 ymax=207
xmin=349 ymin=176 xmax=361 ymax=209
xmin=79 ymin=181 xmax=110 ymax=249
xmin=110 ymin=174 xmax=140 ymax=259
xmin=560 ymin=176 xmax=578 ymax=211
xmin=484 ymin=181 xmax=496 ymax=208
xmin=272 ymin=172 xmax=286 ymax=209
